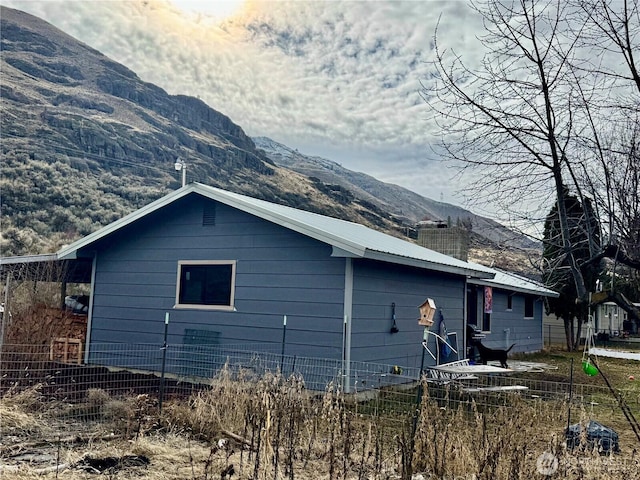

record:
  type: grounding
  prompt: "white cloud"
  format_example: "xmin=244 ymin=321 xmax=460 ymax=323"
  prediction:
xmin=3 ymin=0 xmax=488 ymax=207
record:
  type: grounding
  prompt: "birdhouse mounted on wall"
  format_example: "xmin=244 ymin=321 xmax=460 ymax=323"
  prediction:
xmin=418 ymin=298 xmax=436 ymax=327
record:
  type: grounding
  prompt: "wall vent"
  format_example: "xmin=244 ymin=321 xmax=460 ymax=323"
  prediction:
xmin=183 ymin=328 xmax=220 ymax=346
xmin=180 ymin=329 xmax=220 ymax=377
xmin=203 ymin=203 xmax=216 ymax=226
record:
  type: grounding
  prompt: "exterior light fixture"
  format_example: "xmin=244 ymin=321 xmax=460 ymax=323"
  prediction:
xmin=174 ymin=158 xmax=187 ymax=187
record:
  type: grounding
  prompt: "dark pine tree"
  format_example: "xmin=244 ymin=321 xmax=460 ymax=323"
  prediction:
xmin=543 ymin=189 xmax=602 ymax=350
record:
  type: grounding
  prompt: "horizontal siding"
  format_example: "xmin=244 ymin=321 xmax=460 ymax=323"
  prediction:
xmin=96 ymin=259 xmax=343 ymax=275
xmin=481 ymin=289 xmax=543 ymax=353
xmin=92 ymin=245 xmax=333 ymax=262
xmin=350 ymin=259 xmax=465 ymax=369
xmin=88 ymin=196 xmax=346 ymax=359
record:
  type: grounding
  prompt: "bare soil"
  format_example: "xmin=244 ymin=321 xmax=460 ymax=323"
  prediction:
xmin=1 ymin=349 xmax=639 ymax=479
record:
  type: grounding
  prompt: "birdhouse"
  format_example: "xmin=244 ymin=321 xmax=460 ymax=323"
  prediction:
xmin=418 ymin=298 xmax=436 ymax=327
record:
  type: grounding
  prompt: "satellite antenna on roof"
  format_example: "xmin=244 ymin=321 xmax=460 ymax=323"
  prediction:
xmin=174 ymin=157 xmax=187 ymax=187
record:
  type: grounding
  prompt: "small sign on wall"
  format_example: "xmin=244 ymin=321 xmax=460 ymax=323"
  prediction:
xmin=484 ymin=286 xmax=493 ymax=314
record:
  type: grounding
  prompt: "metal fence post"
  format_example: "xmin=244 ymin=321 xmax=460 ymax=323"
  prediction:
xmin=566 ymin=357 xmax=574 ymax=433
xmin=280 ymin=315 xmax=287 ymax=374
xmin=159 ymin=312 xmax=169 ymax=413
xmin=410 ymin=327 xmax=429 ymax=470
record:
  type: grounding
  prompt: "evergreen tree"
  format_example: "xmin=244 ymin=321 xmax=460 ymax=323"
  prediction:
xmin=543 ymin=190 xmax=602 ymax=350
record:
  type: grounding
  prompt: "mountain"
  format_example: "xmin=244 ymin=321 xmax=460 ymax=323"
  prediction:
xmin=0 ymin=6 xmax=539 ymax=277
xmin=253 ymin=137 xmax=539 ymax=250
xmin=0 ymin=6 xmax=406 ymax=256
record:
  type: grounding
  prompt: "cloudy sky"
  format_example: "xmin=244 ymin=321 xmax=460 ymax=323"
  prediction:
xmin=5 ymin=1 xmax=488 ymax=209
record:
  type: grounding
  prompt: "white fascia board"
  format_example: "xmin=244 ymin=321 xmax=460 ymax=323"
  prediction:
xmin=468 ymin=277 xmax=559 ymax=298
xmin=56 ymin=182 xmax=366 ymax=261
xmin=362 ymin=250 xmax=495 ymax=279
xmin=57 ymin=185 xmax=196 ymax=260
xmin=1 ymin=253 xmax=58 ymax=265
xmin=245 ymin=210 xmax=366 ymax=256
xmin=331 ymin=246 xmax=360 ymax=258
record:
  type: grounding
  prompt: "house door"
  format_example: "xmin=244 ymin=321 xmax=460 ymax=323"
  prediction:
xmin=467 ymin=285 xmax=478 ymax=328
xmin=466 ymin=285 xmax=480 ymax=360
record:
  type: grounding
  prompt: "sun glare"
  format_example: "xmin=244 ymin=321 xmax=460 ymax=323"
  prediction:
xmin=170 ymin=0 xmax=246 ymax=21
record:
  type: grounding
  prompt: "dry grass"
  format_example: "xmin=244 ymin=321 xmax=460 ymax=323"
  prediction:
xmin=513 ymin=347 xmax=640 ymax=436
xmin=0 ymin=385 xmax=52 ymax=438
xmin=410 ymin=391 xmax=639 ymax=479
xmin=1 ymin=361 xmax=639 ymax=479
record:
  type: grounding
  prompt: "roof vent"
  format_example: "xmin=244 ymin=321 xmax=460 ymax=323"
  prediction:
xmin=203 ymin=203 xmax=216 ymax=226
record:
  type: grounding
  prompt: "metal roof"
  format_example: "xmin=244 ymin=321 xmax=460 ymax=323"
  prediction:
xmin=468 ymin=267 xmax=559 ymax=297
xmin=55 ymin=183 xmax=495 ymax=279
xmin=2 ymin=184 xmax=560 ymax=296
xmin=1 ymin=255 xmax=93 ymax=284
xmin=1 ymin=254 xmax=58 ymax=265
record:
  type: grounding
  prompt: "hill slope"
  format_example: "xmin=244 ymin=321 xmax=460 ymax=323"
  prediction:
xmin=0 ymin=6 xmax=540 ymax=277
xmin=0 ymin=6 xmax=404 ymax=256
xmin=253 ymin=136 xmax=539 ymax=249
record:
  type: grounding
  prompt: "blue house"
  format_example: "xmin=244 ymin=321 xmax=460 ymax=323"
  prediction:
xmin=1 ymin=184 xmax=556 ymax=389
xmin=467 ymin=269 xmax=557 ymax=354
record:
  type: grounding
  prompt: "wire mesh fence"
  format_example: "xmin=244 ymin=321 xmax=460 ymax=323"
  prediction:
xmin=2 ymin=342 xmax=638 ymax=479
xmin=0 ymin=342 xmax=620 ymax=421
xmin=543 ymin=322 xmax=640 ymax=349
xmin=0 ymin=343 xmax=421 ymax=398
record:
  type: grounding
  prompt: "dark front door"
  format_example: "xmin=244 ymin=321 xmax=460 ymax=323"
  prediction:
xmin=467 ymin=285 xmax=478 ymax=328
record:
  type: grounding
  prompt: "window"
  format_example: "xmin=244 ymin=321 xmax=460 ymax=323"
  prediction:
xmin=482 ymin=311 xmax=491 ymax=332
xmin=176 ymin=261 xmax=236 ymax=310
xmin=524 ymin=296 xmax=534 ymax=318
xmin=507 ymin=294 xmax=513 ymax=311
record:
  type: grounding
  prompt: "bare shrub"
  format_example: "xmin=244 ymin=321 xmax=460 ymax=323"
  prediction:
xmin=0 ymin=385 xmax=49 ymax=437
xmin=2 ymin=367 xmax=638 ymax=479
xmin=1 ymin=383 xmax=48 ymax=413
xmin=86 ymin=388 xmax=110 ymax=409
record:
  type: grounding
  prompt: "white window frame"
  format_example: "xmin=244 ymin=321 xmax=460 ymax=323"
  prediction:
xmin=175 ymin=260 xmax=236 ymax=311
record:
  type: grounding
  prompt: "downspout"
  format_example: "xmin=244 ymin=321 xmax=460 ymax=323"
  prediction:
xmin=540 ymin=297 xmax=545 ymax=350
xmin=463 ymin=277 xmax=468 ymax=358
xmin=83 ymin=254 xmax=98 ymax=364
xmin=343 ymin=258 xmax=353 ymax=393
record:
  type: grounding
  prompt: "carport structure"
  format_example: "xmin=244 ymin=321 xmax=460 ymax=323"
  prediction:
xmin=0 ymin=254 xmax=93 ymax=350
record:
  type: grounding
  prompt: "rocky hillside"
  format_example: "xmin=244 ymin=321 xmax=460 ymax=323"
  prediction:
xmin=253 ymin=137 xmax=539 ymax=249
xmin=0 ymin=6 xmax=405 ymax=256
xmin=0 ymin=6 xmax=540 ymax=277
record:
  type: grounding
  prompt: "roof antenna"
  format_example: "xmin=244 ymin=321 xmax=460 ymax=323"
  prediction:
xmin=174 ymin=157 xmax=187 ymax=187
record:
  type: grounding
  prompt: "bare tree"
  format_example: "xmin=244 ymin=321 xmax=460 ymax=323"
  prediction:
xmin=424 ymin=0 xmax=640 ymax=335
xmin=571 ymin=0 xmax=640 ymax=322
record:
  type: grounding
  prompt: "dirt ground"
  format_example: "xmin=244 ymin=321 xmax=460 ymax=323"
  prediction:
xmin=1 ymin=347 xmax=640 ymax=479
xmin=0 ymin=419 xmax=404 ymax=479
